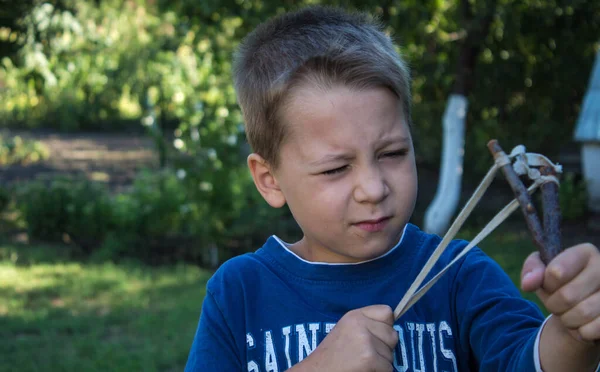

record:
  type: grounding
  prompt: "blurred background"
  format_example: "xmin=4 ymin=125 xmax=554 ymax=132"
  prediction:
xmin=0 ymin=0 xmax=599 ymax=370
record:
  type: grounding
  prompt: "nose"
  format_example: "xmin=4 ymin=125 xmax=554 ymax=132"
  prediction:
xmin=352 ymin=164 xmax=390 ymax=204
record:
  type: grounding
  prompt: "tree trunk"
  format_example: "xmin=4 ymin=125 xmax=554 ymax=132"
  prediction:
xmin=424 ymin=0 xmax=496 ymax=235
xmin=424 ymin=95 xmax=467 ymax=235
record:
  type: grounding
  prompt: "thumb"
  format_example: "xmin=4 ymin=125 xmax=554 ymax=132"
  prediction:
xmin=521 ymin=251 xmax=546 ymax=292
xmin=360 ymin=305 xmax=394 ymax=325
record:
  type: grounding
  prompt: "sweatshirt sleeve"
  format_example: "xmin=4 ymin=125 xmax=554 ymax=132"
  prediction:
xmin=453 ymin=248 xmax=545 ymax=371
xmin=184 ymin=289 xmax=243 ymax=371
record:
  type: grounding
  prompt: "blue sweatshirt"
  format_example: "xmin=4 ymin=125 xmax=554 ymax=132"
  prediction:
xmin=185 ymin=223 xmax=545 ymax=371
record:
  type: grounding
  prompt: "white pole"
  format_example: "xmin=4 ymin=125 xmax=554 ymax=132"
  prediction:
xmin=424 ymin=94 xmax=468 ymax=235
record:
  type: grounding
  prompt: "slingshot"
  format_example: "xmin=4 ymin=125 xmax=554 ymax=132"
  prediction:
xmin=394 ymin=140 xmax=563 ymax=320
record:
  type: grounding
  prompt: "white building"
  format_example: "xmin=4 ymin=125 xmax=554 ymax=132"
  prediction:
xmin=574 ymin=48 xmax=600 ymax=217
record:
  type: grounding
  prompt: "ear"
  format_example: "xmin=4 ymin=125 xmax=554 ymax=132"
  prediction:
xmin=247 ymin=153 xmax=286 ymax=208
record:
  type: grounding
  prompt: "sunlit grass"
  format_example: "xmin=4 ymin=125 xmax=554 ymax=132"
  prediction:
xmin=0 ymin=241 xmax=211 ymax=372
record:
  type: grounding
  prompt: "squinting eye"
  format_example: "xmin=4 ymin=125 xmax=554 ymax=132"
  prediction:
xmin=382 ymin=149 xmax=408 ymax=158
xmin=322 ymin=165 xmax=348 ymax=176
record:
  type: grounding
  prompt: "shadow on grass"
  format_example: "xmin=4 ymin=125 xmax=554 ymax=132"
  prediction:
xmin=0 ymin=243 xmax=211 ymax=372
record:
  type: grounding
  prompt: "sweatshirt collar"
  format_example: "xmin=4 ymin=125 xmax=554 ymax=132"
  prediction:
xmin=257 ymin=223 xmax=423 ymax=282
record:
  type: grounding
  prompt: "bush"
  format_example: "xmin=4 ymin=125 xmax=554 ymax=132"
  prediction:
xmin=17 ymin=178 xmax=73 ymax=243
xmin=0 ymin=184 xmax=10 ymax=214
xmin=559 ymin=172 xmax=588 ymax=222
xmin=13 ymin=167 xmax=297 ymax=265
xmin=16 ymin=172 xmax=197 ymax=260
xmin=16 ymin=177 xmax=113 ymax=251
xmin=13 ymin=169 xmax=228 ymax=264
xmin=0 ymin=135 xmax=49 ymax=166
xmin=103 ymin=169 xmax=208 ymax=263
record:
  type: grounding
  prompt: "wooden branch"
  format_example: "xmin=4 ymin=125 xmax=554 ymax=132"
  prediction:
xmin=487 ymin=140 xmax=546 ymax=253
xmin=540 ymin=166 xmax=562 ymax=264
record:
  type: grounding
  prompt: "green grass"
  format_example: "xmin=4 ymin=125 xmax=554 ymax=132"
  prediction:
xmin=0 ymin=225 xmax=547 ymax=371
xmin=0 ymin=241 xmax=211 ymax=372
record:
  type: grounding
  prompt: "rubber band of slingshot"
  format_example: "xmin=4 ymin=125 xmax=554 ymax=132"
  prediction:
xmin=494 ymin=151 xmax=512 ymax=167
xmin=393 ymin=164 xmax=500 ymax=320
xmin=540 ymin=175 xmax=560 ymax=185
xmin=394 ymin=180 xmax=542 ymax=320
xmin=393 ymin=147 xmax=560 ymax=320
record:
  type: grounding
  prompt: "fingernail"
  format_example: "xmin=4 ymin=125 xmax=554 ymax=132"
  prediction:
xmin=523 ymin=271 xmax=533 ymax=281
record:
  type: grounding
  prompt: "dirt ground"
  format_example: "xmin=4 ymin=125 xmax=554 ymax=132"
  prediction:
xmin=1 ymin=129 xmax=598 ymax=248
xmin=1 ymin=130 xmax=158 ymax=194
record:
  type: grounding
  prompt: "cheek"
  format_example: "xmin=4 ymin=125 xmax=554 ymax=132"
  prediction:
xmin=389 ymin=162 xmax=418 ymax=196
xmin=319 ymin=185 xmax=351 ymax=209
xmin=406 ymin=171 xmax=419 ymax=206
xmin=295 ymin=180 xmax=351 ymax=218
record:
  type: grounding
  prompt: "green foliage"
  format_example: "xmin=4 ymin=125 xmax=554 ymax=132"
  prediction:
xmin=464 ymin=0 xmax=600 ymax=174
xmin=0 ymin=184 xmax=10 ymax=214
xmin=12 ymin=167 xmax=289 ymax=263
xmin=559 ymin=172 xmax=588 ymax=221
xmin=4 ymin=0 xmax=597 ymax=159
xmin=14 ymin=172 xmax=198 ymax=261
xmin=100 ymin=170 xmax=207 ymax=263
xmin=16 ymin=177 xmax=113 ymax=251
xmin=17 ymin=178 xmax=73 ymax=243
xmin=1 ymin=0 xmax=277 ymax=256
xmin=3 ymin=0 xmax=600 ymax=260
xmin=115 ymin=170 xmax=195 ymax=237
xmin=0 ymin=135 xmax=48 ymax=166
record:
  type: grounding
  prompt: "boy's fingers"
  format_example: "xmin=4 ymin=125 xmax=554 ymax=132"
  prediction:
xmin=578 ymin=316 xmax=600 ymax=343
xmin=521 ymin=252 xmax=545 ymax=292
xmin=369 ymin=335 xmax=395 ymax=364
xmin=543 ymin=244 xmax=595 ymax=293
xmin=544 ymin=259 xmax=600 ymax=314
xmin=559 ymin=291 xmax=600 ymax=329
xmin=360 ymin=305 xmax=395 ymax=325
xmin=535 ymin=287 xmax=550 ymax=304
xmin=367 ymin=321 xmax=399 ymax=350
xmin=371 ymin=357 xmax=394 ymax=372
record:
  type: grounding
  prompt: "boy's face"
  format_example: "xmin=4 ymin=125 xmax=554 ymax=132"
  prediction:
xmin=251 ymin=84 xmax=417 ymax=263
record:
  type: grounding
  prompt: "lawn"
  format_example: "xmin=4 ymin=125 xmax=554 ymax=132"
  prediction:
xmin=0 ymin=242 xmax=211 ymax=372
xmin=0 ymin=226 xmax=544 ymax=371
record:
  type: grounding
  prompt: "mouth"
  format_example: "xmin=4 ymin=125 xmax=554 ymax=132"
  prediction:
xmin=353 ymin=216 xmax=391 ymax=233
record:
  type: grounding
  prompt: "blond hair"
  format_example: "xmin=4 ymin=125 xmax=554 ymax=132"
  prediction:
xmin=233 ymin=6 xmax=411 ymax=167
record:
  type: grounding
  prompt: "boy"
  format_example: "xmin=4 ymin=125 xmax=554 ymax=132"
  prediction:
xmin=185 ymin=6 xmax=600 ymax=371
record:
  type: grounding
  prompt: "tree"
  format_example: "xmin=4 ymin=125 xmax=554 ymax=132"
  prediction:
xmin=2 ymin=0 xmax=599 ymax=259
xmin=425 ymin=0 xmax=497 ymax=235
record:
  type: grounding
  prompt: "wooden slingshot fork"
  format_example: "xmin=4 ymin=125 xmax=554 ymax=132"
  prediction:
xmin=393 ymin=140 xmax=563 ymax=320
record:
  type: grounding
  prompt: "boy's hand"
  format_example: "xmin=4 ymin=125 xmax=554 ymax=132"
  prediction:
xmin=521 ymin=243 xmax=600 ymax=343
xmin=291 ymin=305 xmax=398 ymax=372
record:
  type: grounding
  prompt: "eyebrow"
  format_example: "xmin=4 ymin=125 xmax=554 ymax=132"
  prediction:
xmin=376 ymin=136 xmax=410 ymax=149
xmin=309 ymin=153 xmax=355 ymax=167
xmin=309 ymin=136 xmax=411 ymax=167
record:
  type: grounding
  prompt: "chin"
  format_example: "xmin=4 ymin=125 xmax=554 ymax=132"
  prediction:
xmin=354 ymin=244 xmax=393 ymax=261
